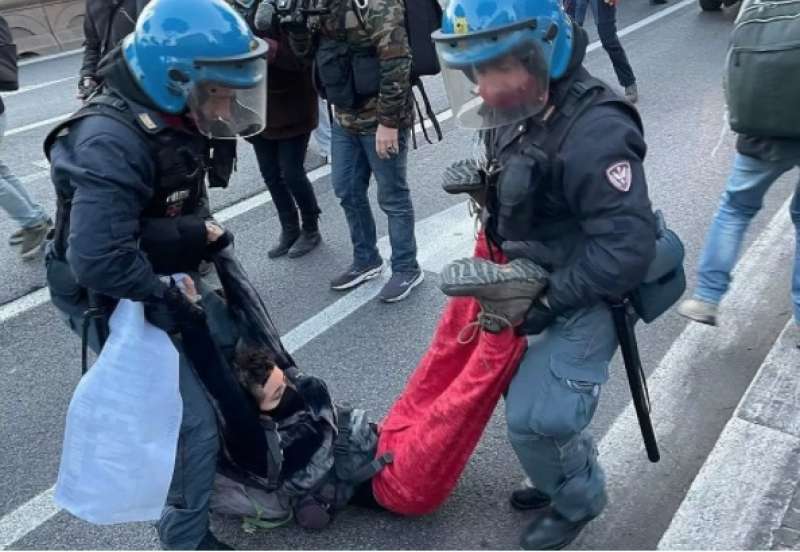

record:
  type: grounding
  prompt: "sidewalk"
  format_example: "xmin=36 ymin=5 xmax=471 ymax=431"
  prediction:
xmin=658 ymin=320 xmax=800 ymax=550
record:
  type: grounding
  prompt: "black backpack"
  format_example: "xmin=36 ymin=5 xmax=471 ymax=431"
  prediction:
xmin=404 ymin=0 xmax=442 ymax=81
xmin=0 ymin=16 xmax=18 ymax=92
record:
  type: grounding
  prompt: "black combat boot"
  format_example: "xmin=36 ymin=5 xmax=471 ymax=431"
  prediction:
xmin=196 ymin=529 xmax=233 ymax=550
xmin=288 ymin=212 xmax=321 ymax=258
xmin=268 ymin=211 xmax=301 ymax=259
xmin=520 ymin=509 xmax=596 ymax=550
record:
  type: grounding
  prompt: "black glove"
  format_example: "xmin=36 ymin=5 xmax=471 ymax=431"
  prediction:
xmin=517 ymin=298 xmax=557 ymax=336
xmin=145 ymin=283 xmax=206 ymax=334
xmin=140 ymin=216 xmax=208 ymax=274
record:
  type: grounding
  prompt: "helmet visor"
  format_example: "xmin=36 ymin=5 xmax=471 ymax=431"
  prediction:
xmin=187 ymin=58 xmax=267 ymax=139
xmin=436 ymin=38 xmax=551 ymax=130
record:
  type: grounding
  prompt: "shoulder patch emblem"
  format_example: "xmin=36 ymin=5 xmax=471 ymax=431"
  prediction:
xmin=605 ymin=161 xmax=632 ymax=192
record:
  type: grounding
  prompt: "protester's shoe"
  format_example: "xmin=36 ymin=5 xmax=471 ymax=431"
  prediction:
xmin=651 ymin=0 xmax=668 ymax=5
xmin=19 ymin=220 xmax=52 ymax=259
xmin=624 ymin=83 xmax=639 ymax=104
xmin=439 ymin=257 xmax=549 ymax=333
xmin=268 ymin=227 xmax=301 ymax=259
xmin=510 ymin=480 xmax=552 ymax=511
xmin=378 ymin=269 xmax=424 ymax=303
xmin=196 ymin=530 xmax=233 ymax=550
xmin=677 ymin=298 xmax=718 ymax=326
xmin=330 ymin=259 xmax=384 ymax=291
xmin=441 ymin=159 xmax=487 ymax=207
xmin=288 ymin=229 xmax=322 ymax=258
xmin=520 ymin=509 xmax=596 ymax=550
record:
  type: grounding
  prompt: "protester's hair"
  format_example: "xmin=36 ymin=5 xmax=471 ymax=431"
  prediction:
xmin=233 ymin=346 xmax=277 ymax=403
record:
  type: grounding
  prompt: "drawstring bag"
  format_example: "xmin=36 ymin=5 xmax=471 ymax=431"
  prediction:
xmin=55 ymin=300 xmax=182 ymax=524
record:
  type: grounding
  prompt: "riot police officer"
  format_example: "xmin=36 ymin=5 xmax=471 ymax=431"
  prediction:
xmin=44 ymin=0 xmax=268 ymax=548
xmin=433 ymin=0 xmax=658 ymax=548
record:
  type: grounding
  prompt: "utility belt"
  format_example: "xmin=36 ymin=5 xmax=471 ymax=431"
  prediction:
xmin=314 ymin=38 xmax=380 ymax=109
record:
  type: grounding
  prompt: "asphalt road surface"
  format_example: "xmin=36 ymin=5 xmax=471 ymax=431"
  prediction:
xmin=1 ymin=0 xmax=797 ymax=549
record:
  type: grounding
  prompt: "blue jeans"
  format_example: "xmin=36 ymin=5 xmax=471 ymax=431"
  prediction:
xmin=330 ymin=122 xmax=419 ymax=273
xmin=695 ymin=153 xmax=800 ymax=323
xmin=0 ymin=113 xmax=48 ymax=229
xmin=505 ymin=303 xmax=617 ymax=522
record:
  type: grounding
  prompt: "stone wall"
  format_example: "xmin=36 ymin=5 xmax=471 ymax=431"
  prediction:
xmin=0 ymin=0 xmax=84 ymax=57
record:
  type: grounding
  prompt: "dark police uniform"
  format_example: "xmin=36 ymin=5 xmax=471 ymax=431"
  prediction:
xmin=488 ymin=66 xmax=657 ymax=522
xmin=44 ymin=90 xmax=231 ymax=549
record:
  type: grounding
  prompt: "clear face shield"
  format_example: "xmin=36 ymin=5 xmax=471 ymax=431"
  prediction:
xmin=187 ymin=55 xmax=268 ymax=139
xmin=435 ymin=29 xmax=552 ymax=130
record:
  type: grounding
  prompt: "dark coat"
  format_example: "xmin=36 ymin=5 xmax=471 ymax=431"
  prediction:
xmin=80 ymin=0 xmax=148 ymax=78
xmin=258 ymin=30 xmax=318 ymax=141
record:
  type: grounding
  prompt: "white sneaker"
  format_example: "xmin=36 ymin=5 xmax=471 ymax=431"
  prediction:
xmin=677 ymin=298 xmax=718 ymax=326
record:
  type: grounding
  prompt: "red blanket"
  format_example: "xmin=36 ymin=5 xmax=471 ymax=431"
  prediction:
xmin=372 ymin=235 xmax=528 ymax=516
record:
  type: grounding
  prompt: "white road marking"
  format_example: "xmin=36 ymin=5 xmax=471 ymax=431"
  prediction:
xmin=0 ymin=1 xmax=700 ymax=547
xmin=19 ymin=49 xmax=83 ymax=67
xmin=4 ymin=77 xmax=76 ymax=97
xmin=5 ymin=114 xmax=71 ymax=137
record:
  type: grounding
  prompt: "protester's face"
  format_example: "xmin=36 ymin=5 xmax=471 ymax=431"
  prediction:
xmin=474 ymin=55 xmax=543 ymax=109
xmin=259 ymin=366 xmax=287 ymax=411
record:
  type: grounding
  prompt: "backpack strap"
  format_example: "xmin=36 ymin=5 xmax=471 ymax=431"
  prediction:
xmin=410 ymin=78 xmax=443 ymax=148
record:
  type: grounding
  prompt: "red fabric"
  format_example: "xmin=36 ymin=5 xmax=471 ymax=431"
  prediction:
xmin=372 ymin=234 xmax=528 ymax=516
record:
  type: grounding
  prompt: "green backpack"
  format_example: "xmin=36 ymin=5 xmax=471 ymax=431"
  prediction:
xmin=725 ymin=0 xmax=800 ymax=138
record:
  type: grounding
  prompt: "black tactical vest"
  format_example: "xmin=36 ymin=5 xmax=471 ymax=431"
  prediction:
xmin=314 ymin=0 xmax=380 ymax=109
xmin=44 ymin=92 xmax=210 ymax=258
xmin=485 ymin=68 xmax=642 ymax=245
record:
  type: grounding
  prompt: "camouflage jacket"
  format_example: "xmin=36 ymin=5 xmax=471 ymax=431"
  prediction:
xmin=294 ymin=0 xmax=414 ymax=133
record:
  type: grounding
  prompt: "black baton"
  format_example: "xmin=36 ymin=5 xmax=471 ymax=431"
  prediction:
xmin=81 ymin=290 xmax=110 ymax=375
xmin=608 ymin=299 xmax=660 ymax=463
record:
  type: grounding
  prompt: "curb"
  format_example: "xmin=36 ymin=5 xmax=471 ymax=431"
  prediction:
xmin=658 ymin=319 xmax=800 ymax=550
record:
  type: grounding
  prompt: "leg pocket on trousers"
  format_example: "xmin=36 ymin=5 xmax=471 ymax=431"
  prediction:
xmin=527 ymin=355 xmax=607 ymax=440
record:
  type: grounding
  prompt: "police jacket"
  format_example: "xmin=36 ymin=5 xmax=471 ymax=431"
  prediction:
xmin=487 ymin=65 xmax=657 ymax=314
xmin=80 ymin=0 xmax=147 ymax=79
xmin=44 ymin=86 xmax=229 ymax=302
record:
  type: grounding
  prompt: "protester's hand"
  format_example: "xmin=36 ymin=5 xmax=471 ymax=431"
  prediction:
xmin=604 ymin=0 xmax=617 ymax=6
xmin=376 ymin=124 xmax=400 ymax=160
xmin=178 ymin=275 xmax=200 ymax=303
xmin=145 ymin=280 xmax=206 ymax=334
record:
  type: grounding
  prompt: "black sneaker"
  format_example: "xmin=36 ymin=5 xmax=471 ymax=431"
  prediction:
xmin=378 ymin=269 xmax=424 ymax=303
xmin=330 ymin=260 xmax=384 ymax=291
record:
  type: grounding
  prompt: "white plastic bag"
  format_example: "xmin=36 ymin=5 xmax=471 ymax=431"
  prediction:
xmin=55 ymin=299 xmax=183 ymax=524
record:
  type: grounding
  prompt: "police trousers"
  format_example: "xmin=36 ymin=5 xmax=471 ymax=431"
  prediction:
xmin=50 ymin=275 xmax=235 ymax=549
xmin=505 ymin=303 xmax=618 ymax=522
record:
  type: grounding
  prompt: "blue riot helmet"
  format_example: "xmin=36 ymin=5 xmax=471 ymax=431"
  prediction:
xmin=123 ymin=0 xmax=269 ymax=139
xmin=432 ymin=0 xmax=574 ymax=130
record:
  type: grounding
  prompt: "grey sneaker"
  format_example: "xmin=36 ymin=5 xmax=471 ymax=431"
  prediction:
xmin=10 ymin=217 xmax=51 ymax=246
xmin=330 ymin=259 xmax=384 ymax=291
xmin=677 ymin=298 xmax=718 ymax=326
xmin=439 ymin=257 xmax=549 ymax=333
xmin=19 ymin=220 xmax=52 ymax=259
xmin=378 ymin=269 xmax=424 ymax=303
xmin=624 ymin=83 xmax=639 ymax=103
